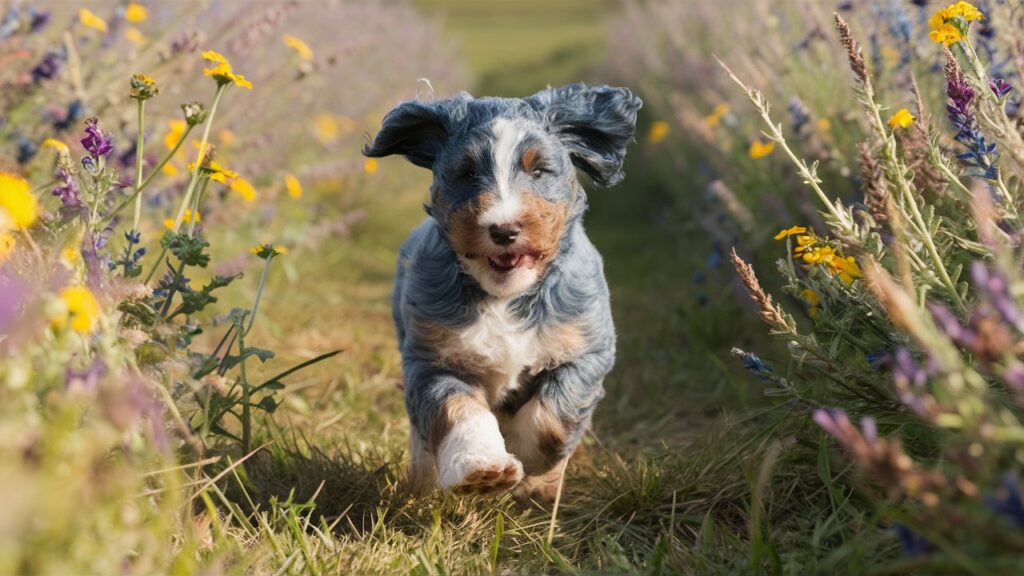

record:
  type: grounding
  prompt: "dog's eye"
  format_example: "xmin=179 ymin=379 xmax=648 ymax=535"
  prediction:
xmin=529 ymin=166 xmax=550 ymax=179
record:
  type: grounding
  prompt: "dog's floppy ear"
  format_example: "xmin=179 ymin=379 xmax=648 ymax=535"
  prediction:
xmin=363 ymin=94 xmax=470 ymax=169
xmin=529 ymin=83 xmax=642 ymax=188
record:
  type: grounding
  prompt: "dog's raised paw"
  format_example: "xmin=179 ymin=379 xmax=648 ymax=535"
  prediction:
xmin=441 ymin=453 xmax=523 ymax=496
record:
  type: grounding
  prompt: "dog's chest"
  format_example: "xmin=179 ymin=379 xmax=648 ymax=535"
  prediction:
xmin=424 ymin=301 xmax=585 ymax=406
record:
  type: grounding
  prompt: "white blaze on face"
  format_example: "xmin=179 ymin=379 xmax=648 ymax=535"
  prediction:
xmin=480 ymin=117 xmax=527 ymax=227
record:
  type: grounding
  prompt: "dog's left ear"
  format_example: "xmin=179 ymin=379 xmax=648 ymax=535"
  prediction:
xmin=363 ymin=93 xmax=471 ymax=169
xmin=528 ymin=83 xmax=642 ymax=188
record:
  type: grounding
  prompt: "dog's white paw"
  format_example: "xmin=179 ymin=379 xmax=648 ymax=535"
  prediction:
xmin=439 ymin=451 xmax=524 ymax=496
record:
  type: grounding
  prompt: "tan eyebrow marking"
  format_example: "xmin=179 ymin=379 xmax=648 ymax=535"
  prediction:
xmin=520 ymin=147 xmax=543 ymax=173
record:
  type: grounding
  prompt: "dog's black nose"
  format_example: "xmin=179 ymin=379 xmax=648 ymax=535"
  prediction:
xmin=488 ymin=224 xmax=520 ymax=246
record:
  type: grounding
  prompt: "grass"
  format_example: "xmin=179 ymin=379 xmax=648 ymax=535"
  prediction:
xmin=192 ymin=3 xmax=894 ymax=574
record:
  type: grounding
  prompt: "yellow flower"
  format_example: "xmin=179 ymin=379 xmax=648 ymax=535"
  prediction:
xmin=830 ymin=256 xmax=863 ymax=285
xmin=647 ymin=121 xmax=670 ymax=144
xmin=0 ymin=173 xmax=38 ymax=229
xmin=249 ymin=244 xmax=287 ymax=259
xmin=774 ymin=225 xmax=807 ymax=240
xmin=201 ymin=50 xmax=253 ymax=90
xmin=53 ymin=286 xmax=102 ymax=334
xmin=816 ymin=118 xmax=831 ymax=132
xmin=162 ymin=163 xmax=179 ymax=176
xmin=230 ymin=178 xmax=257 ymax=202
xmin=42 ymin=138 xmax=69 ymax=155
xmin=78 ymin=8 xmax=108 ymax=33
xmin=61 ymin=246 xmax=81 ymax=267
xmin=931 ymin=2 xmax=984 ymax=27
xmin=887 ymin=108 xmax=916 ymax=130
xmin=164 ymin=119 xmax=187 ymax=150
xmin=124 ymin=27 xmax=145 ymax=46
xmin=929 ymin=23 xmax=964 ymax=46
xmin=189 ymin=159 xmax=238 ymax=183
xmin=163 ymin=209 xmax=201 ymax=230
xmin=129 ymin=73 xmax=159 ymax=100
xmin=802 ymin=245 xmax=836 ymax=265
xmin=217 ymin=129 xmax=235 ymax=146
xmin=748 ymin=139 xmax=775 ymax=159
xmin=125 ymin=2 xmax=148 ymax=23
xmin=363 ymin=158 xmax=378 ymax=175
xmin=793 ymin=234 xmax=816 ymax=254
xmin=312 ymin=114 xmax=339 ymax=144
xmin=0 ymin=234 xmax=15 ymax=263
xmin=284 ymin=174 xmax=303 ymax=199
xmin=283 ymin=34 xmax=314 ymax=61
xmin=799 ymin=288 xmax=820 ymax=307
xmin=704 ymin=103 xmax=730 ymax=127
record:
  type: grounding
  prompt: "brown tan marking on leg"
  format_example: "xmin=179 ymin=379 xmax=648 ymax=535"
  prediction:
xmin=513 ymin=456 xmax=569 ymax=503
xmin=501 ymin=396 xmax=568 ymax=476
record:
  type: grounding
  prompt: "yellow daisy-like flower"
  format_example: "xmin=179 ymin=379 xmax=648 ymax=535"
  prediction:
xmin=249 ymin=244 xmax=287 ymax=259
xmin=78 ymin=8 xmax=108 ymax=33
xmin=284 ymin=174 xmax=303 ymax=199
xmin=162 ymin=163 xmax=179 ymax=176
xmin=929 ymin=23 xmax=964 ymax=46
xmin=748 ymin=139 xmax=775 ymax=159
xmin=230 ymin=178 xmax=257 ymax=202
xmin=816 ymin=118 xmax=831 ymax=132
xmin=0 ymin=234 xmax=15 ymax=263
xmin=129 ymin=73 xmax=159 ymax=100
xmin=164 ymin=119 xmax=187 ymax=150
xmin=125 ymin=2 xmax=148 ymax=23
xmin=312 ymin=114 xmax=339 ymax=144
xmin=283 ymin=34 xmax=314 ymax=61
xmin=647 ymin=121 xmax=670 ymax=144
xmin=799 ymin=288 xmax=820 ymax=308
xmin=802 ymin=245 xmax=836 ymax=265
xmin=53 ymin=286 xmax=102 ymax=334
xmin=830 ymin=256 xmax=863 ymax=285
xmin=124 ymin=27 xmax=145 ymax=46
xmin=363 ymin=158 xmax=378 ymax=175
xmin=201 ymin=50 xmax=253 ymax=90
xmin=61 ymin=246 xmax=81 ymax=268
xmin=704 ymin=103 xmax=730 ymax=127
xmin=774 ymin=225 xmax=808 ymax=240
xmin=934 ymin=1 xmax=984 ymax=25
xmin=0 ymin=173 xmax=38 ymax=229
xmin=163 ymin=209 xmax=201 ymax=230
xmin=887 ymin=108 xmax=916 ymax=130
xmin=189 ymin=159 xmax=238 ymax=183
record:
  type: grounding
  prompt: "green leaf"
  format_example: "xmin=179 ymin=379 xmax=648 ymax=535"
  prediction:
xmin=252 ymin=350 xmax=342 ymax=393
xmin=162 ymin=231 xmax=211 ymax=267
xmin=219 ymin=347 xmax=275 ymax=372
xmin=178 ymin=273 xmax=243 ymax=316
xmin=256 ymin=396 xmax=278 ymax=413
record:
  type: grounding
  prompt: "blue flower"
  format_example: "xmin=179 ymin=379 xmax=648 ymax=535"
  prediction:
xmin=892 ymin=524 xmax=930 ymax=557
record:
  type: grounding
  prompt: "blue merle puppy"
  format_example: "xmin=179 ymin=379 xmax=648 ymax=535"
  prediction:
xmin=364 ymin=83 xmax=641 ymax=500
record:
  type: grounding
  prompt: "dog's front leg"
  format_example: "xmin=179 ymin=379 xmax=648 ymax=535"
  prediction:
xmin=405 ymin=365 xmax=524 ymax=496
xmin=503 ymin=348 xmax=613 ymax=501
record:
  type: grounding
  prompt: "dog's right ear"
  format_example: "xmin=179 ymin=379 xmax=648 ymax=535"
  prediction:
xmin=363 ymin=95 xmax=469 ymax=169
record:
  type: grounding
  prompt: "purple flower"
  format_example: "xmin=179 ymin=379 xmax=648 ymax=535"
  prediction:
xmin=66 ymin=357 xmax=107 ymax=394
xmin=28 ymin=9 xmax=50 ymax=33
xmin=971 ymin=262 xmax=1022 ymax=330
xmin=81 ymin=117 xmax=114 ymax=159
xmin=945 ymin=55 xmax=999 ymax=180
xmin=52 ymin=166 xmax=83 ymax=208
xmin=31 ymin=52 xmax=61 ymax=82
xmin=991 ymin=78 xmax=1014 ymax=99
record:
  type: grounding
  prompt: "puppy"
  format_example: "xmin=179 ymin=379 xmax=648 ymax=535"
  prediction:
xmin=364 ymin=83 xmax=641 ymax=500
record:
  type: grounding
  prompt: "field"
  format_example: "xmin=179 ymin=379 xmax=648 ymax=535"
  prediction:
xmin=4 ymin=0 xmax=1024 ymax=574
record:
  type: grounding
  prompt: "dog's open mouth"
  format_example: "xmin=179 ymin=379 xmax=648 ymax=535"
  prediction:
xmin=487 ymin=252 xmax=535 ymax=273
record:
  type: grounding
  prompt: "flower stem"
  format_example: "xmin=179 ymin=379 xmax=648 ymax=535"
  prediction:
xmin=131 ymin=99 xmax=146 ymax=234
xmin=171 ymin=84 xmax=227 ymax=233
xmin=245 ymin=254 xmax=274 ymax=337
xmin=238 ymin=326 xmax=252 ymax=455
xmin=101 ymin=124 xmax=193 ymax=227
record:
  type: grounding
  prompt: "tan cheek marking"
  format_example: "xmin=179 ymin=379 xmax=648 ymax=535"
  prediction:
xmin=519 ymin=191 xmax=568 ymax=265
xmin=428 ymin=391 xmax=486 ymax=454
xmin=447 ymin=194 xmax=493 ymax=258
xmin=520 ymin=147 xmax=542 ymax=174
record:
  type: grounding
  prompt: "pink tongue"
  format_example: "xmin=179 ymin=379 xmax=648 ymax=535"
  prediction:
xmin=494 ymin=254 xmax=521 ymax=267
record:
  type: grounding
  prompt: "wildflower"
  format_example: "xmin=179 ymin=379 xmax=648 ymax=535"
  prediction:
xmin=802 ymin=245 xmax=835 ymax=265
xmin=52 ymin=164 xmax=83 ymax=208
xmin=284 ymin=174 xmax=302 ymax=199
xmin=647 ymin=121 xmax=670 ymax=144
xmin=705 ymin=103 xmax=730 ymax=127
xmin=249 ymin=244 xmax=287 ymax=259
xmin=129 ymin=73 xmax=159 ymax=100
xmin=0 ymin=233 xmax=15 ymax=263
xmin=830 ymin=256 xmax=862 ymax=285
xmin=789 ymin=97 xmax=810 ymax=134
xmin=124 ymin=27 xmax=145 ymax=46
xmin=81 ymin=117 xmax=114 ymax=159
xmin=201 ymin=50 xmax=253 ymax=90
xmin=730 ymin=347 xmax=774 ymax=379
xmin=0 ymin=173 xmax=38 ymax=229
xmin=52 ymin=285 xmax=102 ymax=334
xmin=799 ymin=288 xmax=820 ymax=307
xmin=182 ymin=101 xmax=206 ymax=126
xmin=971 ymin=262 xmax=1022 ymax=330
xmin=217 ymin=129 xmax=235 ymax=146
xmin=313 ymin=114 xmax=339 ymax=143
xmin=230 ymin=178 xmax=256 ymax=202
xmin=748 ymin=139 xmax=775 ymax=159
xmin=283 ymin=34 xmax=314 ymax=61
xmin=363 ymin=158 xmax=378 ymax=175
xmin=164 ymin=209 xmax=200 ymax=230
xmin=929 ymin=24 xmax=964 ymax=46
xmin=190 ymin=159 xmax=238 ymax=183
xmin=78 ymin=8 xmax=107 ymax=33
xmin=124 ymin=2 xmax=147 ymax=23
xmin=42 ymin=138 xmax=69 ymax=155
xmin=774 ymin=225 xmax=807 ymax=240
xmin=17 ymin=137 xmax=37 ymax=164
xmin=887 ymin=108 xmax=915 ymax=129
xmin=944 ymin=51 xmax=999 ymax=180
xmin=164 ymin=119 xmax=187 ymax=150
xmin=990 ymin=78 xmax=1014 ymax=99
xmin=793 ymin=234 xmax=816 ymax=254
xmin=31 ymin=52 xmax=61 ymax=82
xmin=816 ymin=118 xmax=831 ymax=132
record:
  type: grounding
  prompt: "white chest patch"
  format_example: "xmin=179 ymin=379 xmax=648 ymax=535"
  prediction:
xmin=419 ymin=300 xmax=586 ymax=407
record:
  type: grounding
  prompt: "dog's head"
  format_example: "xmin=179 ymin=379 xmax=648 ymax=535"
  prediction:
xmin=365 ymin=83 xmax=641 ymax=298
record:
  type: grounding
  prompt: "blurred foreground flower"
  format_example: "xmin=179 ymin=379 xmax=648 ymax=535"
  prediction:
xmin=230 ymin=179 xmax=257 ymax=202
xmin=52 ymin=286 xmax=101 ymax=334
xmin=647 ymin=121 xmax=670 ymax=144
xmin=283 ymin=34 xmax=314 ymax=61
xmin=164 ymin=209 xmax=200 ymax=230
xmin=124 ymin=2 xmax=148 ymax=23
xmin=284 ymin=174 xmax=302 ymax=199
xmin=78 ymin=8 xmax=107 ymax=33
xmin=363 ymin=158 xmax=378 ymax=174
xmin=0 ymin=173 xmax=38 ymax=229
